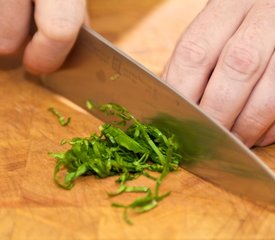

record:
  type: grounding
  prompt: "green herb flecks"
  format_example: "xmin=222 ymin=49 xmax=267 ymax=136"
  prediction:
xmin=48 ymin=107 xmax=71 ymax=127
xmin=50 ymin=103 xmax=182 ymax=224
xmin=86 ymin=99 xmax=95 ymax=110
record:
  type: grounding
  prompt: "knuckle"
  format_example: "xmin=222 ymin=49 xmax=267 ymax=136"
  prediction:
xmin=262 ymin=0 xmax=275 ymax=10
xmin=223 ymin=45 xmax=261 ymax=80
xmin=43 ymin=17 xmax=81 ymax=43
xmin=173 ymin=40 xmax=210 ymax=68
xmin=242 ymin=113 xmax=268 ymax=132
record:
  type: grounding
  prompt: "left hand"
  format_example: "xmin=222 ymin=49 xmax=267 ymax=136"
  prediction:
xmin=163 ymin=0 xmax=275 ymax=148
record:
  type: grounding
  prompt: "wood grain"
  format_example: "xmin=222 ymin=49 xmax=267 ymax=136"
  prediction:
xmin=1 ymin=0 xmax=275 ymax=239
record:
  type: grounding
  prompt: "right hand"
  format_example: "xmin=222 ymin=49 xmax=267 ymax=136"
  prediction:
xmin=0 ymin=0 xmax=87 ymax=74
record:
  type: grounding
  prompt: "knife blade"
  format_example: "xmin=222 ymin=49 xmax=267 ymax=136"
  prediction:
xmin=42 ymin=26 xmax=275 ymax=205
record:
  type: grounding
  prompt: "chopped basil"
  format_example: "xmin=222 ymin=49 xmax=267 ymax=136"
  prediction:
xmin=49 ymin=103 xmax=182 ymax=224
xmin=48 ymin=107 xmax=71 ymax=126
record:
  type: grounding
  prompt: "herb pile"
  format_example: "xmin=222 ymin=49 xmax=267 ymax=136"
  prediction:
xmin=49 ymin=103 xmax=182 ymax=224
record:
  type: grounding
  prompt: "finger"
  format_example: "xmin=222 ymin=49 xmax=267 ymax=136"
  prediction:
xmin=163 ymin=0 xmax=253 ymax=102
xmin=256 ymin=123 xmax=275 ymax=147
xmin=23 ymin=0 xmax=86 ymax=74
xmin=200 ymin=0 xmax=275 ymax=129
xmin=231 ymin=52 xmax=275 ymax=147
xmin=84 ymin=9 xmax=91 ymax=27
xmin=0 ymin=0 xmax=32 ymax=54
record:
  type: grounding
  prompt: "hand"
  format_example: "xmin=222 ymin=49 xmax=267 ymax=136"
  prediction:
xmin=0 ymin=0 xmax=86 ymax=74
xmin=163 ymin=0 xmax=275 ymax=148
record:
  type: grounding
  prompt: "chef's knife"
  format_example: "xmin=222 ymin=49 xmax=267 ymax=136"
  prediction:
xmin=42 ymin=26 xmax=275 ymax=205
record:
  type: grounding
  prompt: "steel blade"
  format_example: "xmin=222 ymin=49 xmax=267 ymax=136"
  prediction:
xmin=42 ymin=26 xmax=275 ymax=205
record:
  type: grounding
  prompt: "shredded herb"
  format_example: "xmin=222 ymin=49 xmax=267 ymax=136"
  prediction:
xmin=86 ymin=99 xmax=95 ymax=110
xmin=49 ymin=103 xmax=182 ymax=224
xmin=48 ymin=107 xmax=71 ymax=126
xmin=110 ymin=73 xmax=120 ymax=81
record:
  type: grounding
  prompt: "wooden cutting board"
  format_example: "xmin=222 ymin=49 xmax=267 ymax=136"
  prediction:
xmin=1 ymin=0 xmax=275 ymax=239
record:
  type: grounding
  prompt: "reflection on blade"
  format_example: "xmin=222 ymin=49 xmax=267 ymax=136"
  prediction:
xmin=151 ymin=114 xmax=275 ymax=204
xmin=42 ymin=27 xmax=275 ymax=205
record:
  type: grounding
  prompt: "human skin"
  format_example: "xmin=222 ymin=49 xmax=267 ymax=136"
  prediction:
xmin=163 ymin=0 xmax=275 ymax=148
xmin=0 ymin=0 xmax=274 ymax=148
xmin=0 ymin=0 xmax=86 ymax=74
